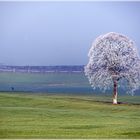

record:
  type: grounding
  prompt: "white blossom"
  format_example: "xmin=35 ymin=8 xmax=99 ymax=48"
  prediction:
xmin=85 ymin=32 xmax=140 ymax=95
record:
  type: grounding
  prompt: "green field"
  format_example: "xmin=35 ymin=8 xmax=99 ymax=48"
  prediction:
xmin=0 ymin=72 xmax=139 ymax=95
xmin=0 ymin=92 xmax=140 ymax=138
xmin=0 ymin=72 xmax=93 ymax=93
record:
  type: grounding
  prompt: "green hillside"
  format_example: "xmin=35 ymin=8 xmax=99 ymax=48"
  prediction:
xmin=0 ymin=92 xmax=140 ymax=138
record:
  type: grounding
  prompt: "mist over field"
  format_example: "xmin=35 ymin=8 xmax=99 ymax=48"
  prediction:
xmin=0 ymin=1 xmax=140 ymax=97
xmin=0 ymin=71 xmax=139 ymax=96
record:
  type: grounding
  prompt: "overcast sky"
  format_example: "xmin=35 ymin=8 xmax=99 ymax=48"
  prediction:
xmin=0 ymin=1 xmax=140 ymax=66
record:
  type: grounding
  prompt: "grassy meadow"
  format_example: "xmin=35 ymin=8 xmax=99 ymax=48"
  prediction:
xmin=0 ymin=92 xmax=140 ymax=138
xmin=0 ymin=72 xmax=93 ymax=94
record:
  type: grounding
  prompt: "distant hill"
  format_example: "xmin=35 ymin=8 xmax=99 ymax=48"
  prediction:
xmin=0 ymin=65 xmax=85 ymax=73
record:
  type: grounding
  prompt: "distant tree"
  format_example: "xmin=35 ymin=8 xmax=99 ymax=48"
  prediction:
xmin=85 ymin=32 xmax=140 ymax=104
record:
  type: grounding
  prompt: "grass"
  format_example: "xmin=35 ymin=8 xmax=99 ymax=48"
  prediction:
xmin=0 ymin=92 xmax=140 ymax=138
xmin=0 ymin=72 xmax=93 ymax=94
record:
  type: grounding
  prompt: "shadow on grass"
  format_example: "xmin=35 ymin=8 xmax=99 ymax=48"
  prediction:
xmin=60 ymin=125 xmax=103 ymax=129
xmin=121 ymin=131 xmax=140 ymax=137
xmin=94 ymin=100 xmax=140 ymax=105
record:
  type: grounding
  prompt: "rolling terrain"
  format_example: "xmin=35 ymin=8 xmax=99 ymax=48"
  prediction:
xmin=0 ymin=92 xmax=140 ymax=138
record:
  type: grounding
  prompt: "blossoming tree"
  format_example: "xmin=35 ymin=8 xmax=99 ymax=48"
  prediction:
xmin=85 ymin=32 xmax=140 ymax=104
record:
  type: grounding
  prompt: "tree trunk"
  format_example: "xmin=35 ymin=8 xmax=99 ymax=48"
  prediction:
xmin=113 ymin=80 xmax=118 ymax=104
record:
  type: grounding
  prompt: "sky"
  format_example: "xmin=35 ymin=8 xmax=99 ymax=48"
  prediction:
xmin=0 ymin=1 xmax=140 ymax=66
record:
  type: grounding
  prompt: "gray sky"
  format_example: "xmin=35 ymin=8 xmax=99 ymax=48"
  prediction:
xmin=0 ymin=1 xmax=140 ymax=66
